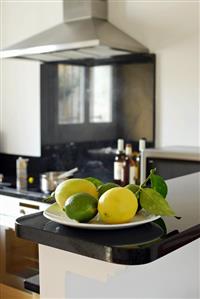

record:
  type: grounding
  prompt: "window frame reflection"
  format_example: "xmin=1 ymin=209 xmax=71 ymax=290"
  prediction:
xmin=58 ymin=65 xmax=85 ymax=125
xmin=89 ymin=65 xmax=113 ymax=123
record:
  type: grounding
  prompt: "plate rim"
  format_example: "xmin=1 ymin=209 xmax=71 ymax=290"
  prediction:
xmin=43 ymin=203 xmax=160 ymax=230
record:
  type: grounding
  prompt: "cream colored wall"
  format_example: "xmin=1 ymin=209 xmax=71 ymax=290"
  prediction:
xmin=1 ymin=0 xmax=63 ymax=47
xmin=109 ymin=1 xmax=199 ymax=147
xmin=0 ymin=0 xmax=63 ymax=156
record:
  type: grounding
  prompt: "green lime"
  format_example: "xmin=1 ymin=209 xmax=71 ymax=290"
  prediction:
xmin=64 ymin=192 xmax=98 ymax=223
xmin=98 ymin=182 xmax=119 ymax=198
xmin=84 ymin=177 xmax=103 ymax=188
xmin=125 ymin=184 xmax=140 ymax=195
xmin=55 ymin=178 xmax=98 ymax=209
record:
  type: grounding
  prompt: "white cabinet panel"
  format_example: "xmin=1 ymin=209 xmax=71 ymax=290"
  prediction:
xmin=0 ymin=59 xmax=41 ymax=156
xmin=0 ymin=194 xmax=49 ymax=229
xmin=0 ymin=0 xmax=62 ymax=156
xmin=39 ymin=240 xmax=199 ymax=299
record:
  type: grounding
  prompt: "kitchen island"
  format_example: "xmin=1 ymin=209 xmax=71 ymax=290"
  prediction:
xmin=16 ymin=172 xmax=200 ymax=299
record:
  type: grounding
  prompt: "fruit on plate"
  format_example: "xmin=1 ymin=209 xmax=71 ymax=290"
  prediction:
xmin=64 ymin=192 xmax=98 ymax=222
xmin=125 ymin=184 xmax=140 ymax=196
xmin=125 ymin=183 xmax=141 ymax=211
xmin=55 ymin=178 xmax=98 ymax=209
xmin=98 ymin=187 xmax=138 ymax=224
xmin=98 ymin=182 xmax=119 ymax=198
xmin=84 ymin=177 xmax=103 ymax=188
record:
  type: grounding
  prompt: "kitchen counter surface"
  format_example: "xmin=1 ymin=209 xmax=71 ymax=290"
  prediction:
xmin=0 ymin=187 xmax=50 ymax=203
xmin=15 ymin=211 xmax=199 ymax=265
xmin=15 ymin=173 xmax=200 ymax=266
xmin=144 ymin=146 xmax=200 ymax=161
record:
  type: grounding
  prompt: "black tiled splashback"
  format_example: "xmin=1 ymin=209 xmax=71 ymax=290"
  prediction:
xmin=0 ymin=141 xmax=119 ymax=184
xmin=0 ymin=140 xmax=154 ymax=188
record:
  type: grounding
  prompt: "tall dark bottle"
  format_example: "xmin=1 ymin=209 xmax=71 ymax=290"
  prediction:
xmin=121 ymin=144 xmax=138 ymax=186
xmin=113 ymin=139 xmax=125 ymax=185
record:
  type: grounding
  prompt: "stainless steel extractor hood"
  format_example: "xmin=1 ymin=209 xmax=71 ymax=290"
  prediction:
xmin=1 ymin=0 xmax=148 ymax=62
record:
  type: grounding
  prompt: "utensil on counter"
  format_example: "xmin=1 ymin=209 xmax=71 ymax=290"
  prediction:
xmin=57 ymin=167 xmax=78 ymax=179
xmin=40 ymin=168 xmax=78 ymax=194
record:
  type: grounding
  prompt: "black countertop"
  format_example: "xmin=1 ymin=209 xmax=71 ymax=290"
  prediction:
xmin=15 ymin=173 xmax=200 ymax=265
xmin=0 ymin=187 xmax=50 ymax=203
xmin=15 ymin=211 xmax=200 ymax=265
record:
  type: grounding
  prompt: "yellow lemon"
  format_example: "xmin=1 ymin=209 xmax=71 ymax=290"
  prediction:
xmin=98 ymin=187 xmax=138 ymax=224
xmin=55 ymin=178 xmax=98 ymax=209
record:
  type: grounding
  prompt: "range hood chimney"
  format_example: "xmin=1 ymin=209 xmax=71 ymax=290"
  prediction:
xmin=1 ymin=0 xmax=148 ymax=62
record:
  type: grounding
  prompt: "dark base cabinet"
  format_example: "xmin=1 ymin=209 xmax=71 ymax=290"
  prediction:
xmin=147 ymin=158 xmax=200 ymax=180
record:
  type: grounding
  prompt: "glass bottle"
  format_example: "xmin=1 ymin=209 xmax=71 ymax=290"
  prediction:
xmin=113 ymin=139 xmax=125 ymax=185
xmin=121 ymin=144 xmax=137 ymax=186
xmin=138 ymin=138 xmax=146 ymax=185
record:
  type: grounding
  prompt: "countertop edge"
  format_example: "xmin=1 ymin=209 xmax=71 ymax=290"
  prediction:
xmin=144 ymin=148 xmax=200 ymax=161
xmin=15 ymin=213 xmax=200 ymax=266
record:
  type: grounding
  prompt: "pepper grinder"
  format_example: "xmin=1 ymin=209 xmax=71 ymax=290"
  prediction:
xmin=16 ymin=157 xmax=29 ymax=191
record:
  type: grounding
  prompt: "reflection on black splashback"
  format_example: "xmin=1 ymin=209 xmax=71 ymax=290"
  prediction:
xmin=0 ymin=141 xmax=118 ymax=185
xmin=41 ymin=141 xmax=116 ymax=182
xmin=41 ymin=54 xmax=155 ymax=146
xmin=0 ymin=138 xmax=154 ymax=188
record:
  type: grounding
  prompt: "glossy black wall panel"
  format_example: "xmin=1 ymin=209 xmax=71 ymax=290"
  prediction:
xmin=147 ymin=158 xmax=200 ymax=180
xmin=41 ymin=54 xmax=155 ymax=146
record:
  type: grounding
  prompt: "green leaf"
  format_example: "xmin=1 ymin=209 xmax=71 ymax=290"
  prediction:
xmin=125 ymin=184 xmax=140 ymax=195
xmin=153 ymin=218 xmax=167 ymax=234
xmin=150 ymin=173 xmax=168 ymax=198
xmin=140 ymin=188 xmax=175 ymax=216
xmin=150 ymin=168 xmax=156 ymax=175
xmin=98 ymin=182 xmax=119 ymax=198
xmin=84 ymin=177 xmax=103 ymax=188
xmin=43 ymin=192 xmax=55 ymax=203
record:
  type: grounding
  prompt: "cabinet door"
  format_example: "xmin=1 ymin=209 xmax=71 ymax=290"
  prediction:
xmin=0 ymin=59 xmax=41 ymax=156
xmin=0 ymin=0 xmax=62 ymax=157
xmin=147 ymin=158 xmax=200 ymax=179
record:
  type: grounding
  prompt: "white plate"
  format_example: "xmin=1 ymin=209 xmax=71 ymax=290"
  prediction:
xmin=43 ymin=203 xmax=160 ymax=230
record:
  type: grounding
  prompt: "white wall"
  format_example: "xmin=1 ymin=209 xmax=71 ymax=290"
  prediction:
xmin=109 ymin=1 xmax=199 ymax=147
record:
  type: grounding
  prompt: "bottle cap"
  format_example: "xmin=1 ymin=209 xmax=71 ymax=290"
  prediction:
xmin=139 ymin=138 xmax=146 ymax=151
xmin=117 ymin=139 xmax=124 ymax=152
xmin=16 ymin=157 xmax=29 ymax=168
xmin=125 ymin=144 xmax=132 ymax=156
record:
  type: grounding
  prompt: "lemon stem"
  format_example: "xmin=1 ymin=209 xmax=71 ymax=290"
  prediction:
xmin=140 ymin=168 xmax=156 ymax=188
xmin=140 ymin=174 xmax=151 ymax=188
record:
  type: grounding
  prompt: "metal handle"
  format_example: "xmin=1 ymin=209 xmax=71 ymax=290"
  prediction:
xmin=57 ymin=167 xmax=78 ymax=179
xmin=19 ymin=202 xmax=39 ymax=210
